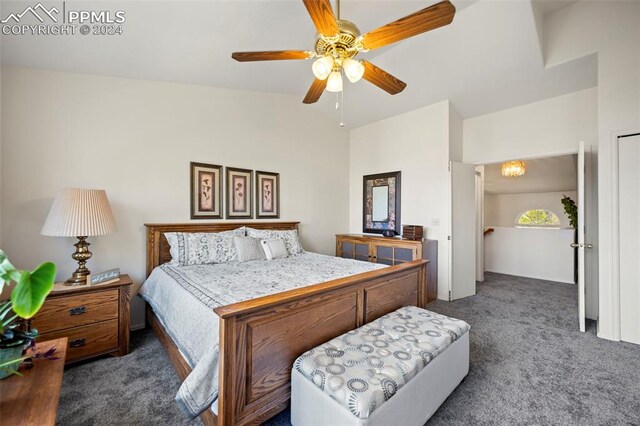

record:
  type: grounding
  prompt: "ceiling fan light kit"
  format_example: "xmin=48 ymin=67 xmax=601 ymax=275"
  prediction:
xmin=326 ymin=70 xmax=344 ymax=92
xmin=343 ymin=58 xmax=365 ymax=83
xmin=312 ymin=56 xmax=334 ymax=80
xmin=232 ymin=0 xmax=456 ymax=105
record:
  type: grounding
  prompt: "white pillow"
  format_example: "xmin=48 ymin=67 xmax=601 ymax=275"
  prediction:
xmin=234 ymin=236 xmax=266 ymax=262
xmin=246 ymin=228 xmax=304 ymax=256
xmin=260 ymin=239 xmax=288 ymax=260
xmin=165 ymin=228 xmax=245 ymax=266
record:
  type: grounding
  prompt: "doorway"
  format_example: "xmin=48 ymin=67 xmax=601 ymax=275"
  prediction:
xmin=481 ymin=155 xmax=577 ymax=283
xmin=477 ymin=146 xmax=599 ymax=331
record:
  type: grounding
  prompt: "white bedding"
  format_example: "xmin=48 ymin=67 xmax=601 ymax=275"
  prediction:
xmin=139 ymin=252 xmax=386 ymax=418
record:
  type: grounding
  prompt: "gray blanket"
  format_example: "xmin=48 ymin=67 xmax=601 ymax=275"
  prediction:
xmin=139 ymin=253 xmax=385 ymax=418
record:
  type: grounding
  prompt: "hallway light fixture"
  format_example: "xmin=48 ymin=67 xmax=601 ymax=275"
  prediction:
xmin=501 ymin=160 xmax=526 ymax=177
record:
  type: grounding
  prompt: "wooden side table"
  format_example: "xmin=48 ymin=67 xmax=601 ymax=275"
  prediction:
xmin=0 ymin=337 xmax=68 ymax=426
xmin=31 ymin=274 xmax=132 ymax=364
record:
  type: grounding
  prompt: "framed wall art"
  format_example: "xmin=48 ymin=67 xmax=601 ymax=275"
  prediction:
xmin=190 ymin=162 xmax=222 ymax=219
xmin=226 ymin=167 xmax=253 ymax=219
xmin=363 ymin=171 xmax=401 ymax=235
xmin=256 ymin=171 xmax=280 ymax=218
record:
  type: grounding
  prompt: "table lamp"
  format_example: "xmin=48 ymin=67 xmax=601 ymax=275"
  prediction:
xmin=41 ymin=188 xmax=118 ymax=286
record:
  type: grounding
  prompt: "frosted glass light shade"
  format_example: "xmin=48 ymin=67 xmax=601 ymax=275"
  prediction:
xmin=312 ymin=56 xmax=334 ymax=80
xmin=501 ymin=160 xmax=526 ymax=177
xmin=326 ymin=71 xmax=343 ymax=92
xmin=343 ymin=58 xmax=365 ymax=83
xmin=41 ymin=188 xmax=117 ymax=237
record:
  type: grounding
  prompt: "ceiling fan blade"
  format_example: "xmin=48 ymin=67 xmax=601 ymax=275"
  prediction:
xmin=303 ymin=78 xmax=328 ymax=104
xmin=302 ymin=0 xmax=339 ymax=37
xmin=361 ymin=0 xmax=455 ymax=51
xmin=361 ymin=61 xmax=407 ymax=95
xmin=231 ymin=50 xmax=311 ymax=62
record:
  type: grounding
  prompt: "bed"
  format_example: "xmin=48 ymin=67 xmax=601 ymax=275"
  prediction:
xmin=142 ymin=222 xmax=428 ymax=426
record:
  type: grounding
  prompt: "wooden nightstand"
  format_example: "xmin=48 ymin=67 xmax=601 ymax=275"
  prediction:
xmin=32 ymin=275 xmax=132 ymax=364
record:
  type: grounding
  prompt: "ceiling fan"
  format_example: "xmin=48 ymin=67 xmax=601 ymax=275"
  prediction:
xmin=231 ymin=0 xmax=456 ymax=104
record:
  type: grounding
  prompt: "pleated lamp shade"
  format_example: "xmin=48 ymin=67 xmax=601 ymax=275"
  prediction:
xmin=41 ymin=188 xmax=118 ymax=237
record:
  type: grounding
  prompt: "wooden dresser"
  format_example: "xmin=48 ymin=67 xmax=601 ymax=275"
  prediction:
xmin=32 ymin=275 xmax=132 ymax=364
xmin=336 ymin=234 xmax=438 ymax=303
xmin=0 ymin=338 xmax=68 ymax=426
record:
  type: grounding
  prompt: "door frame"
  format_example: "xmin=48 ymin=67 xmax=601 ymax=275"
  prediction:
xmin=475 ymin=167 xmax=484 ymax=282
xmin=474 ymin=146 xmax=598 ymax=322
xmin=607 ymin=129 xmax=640 ymax=341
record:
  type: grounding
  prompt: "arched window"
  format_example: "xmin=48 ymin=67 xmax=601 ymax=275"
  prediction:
xmin=515 ymin=209 xmax=561 ymax=228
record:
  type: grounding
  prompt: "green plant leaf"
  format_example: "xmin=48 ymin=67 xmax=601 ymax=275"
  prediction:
xmin=0 ymin=354 xmax=28 ymax=374
xmin=0 ymin=302 xmax=13 ymax=320
xmin=10 ymin=262 xmax=56 ymax=319
xmin=0 ymin=250 xmax=21 ymax=284
xmin=2 ymin=314 xmax=18 ymax=328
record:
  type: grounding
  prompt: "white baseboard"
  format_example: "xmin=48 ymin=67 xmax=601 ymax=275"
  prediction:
xmin=485 ymin=269 xmax=575 ymax=284
xmin=131 ymin=322 xmax=146 ymax=331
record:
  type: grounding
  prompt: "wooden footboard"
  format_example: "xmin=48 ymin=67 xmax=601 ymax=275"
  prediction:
xmin=214 ymin=259 xmax=428 ymax=426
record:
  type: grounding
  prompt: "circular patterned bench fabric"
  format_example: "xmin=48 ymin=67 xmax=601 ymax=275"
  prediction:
xmin=293 ymin=306 xmax=470 ymax=420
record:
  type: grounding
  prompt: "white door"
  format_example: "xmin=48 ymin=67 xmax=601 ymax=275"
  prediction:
xmin=619 ymin=134 xmax=640 ymax=344
xmin=576 ymin=142 xmax=586 ymax=332
xmin=449 ymin=161 xmax=477 ymax=300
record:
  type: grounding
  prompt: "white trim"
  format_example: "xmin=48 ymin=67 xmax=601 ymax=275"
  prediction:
xmin=475 ymin=168 xmax=484 ymax=282
xmin=608 ymin=132 xmax=621 ymax=341
xmin=131 ymin=322 xmax=146 ymax=331
xmin=473 ymin=148 xmax=579 ymax=166
xmin=448 ymin=161 xmax=453 ymax=301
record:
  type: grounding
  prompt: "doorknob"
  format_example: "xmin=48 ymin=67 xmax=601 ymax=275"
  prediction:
xmin=570 ymin=243 xmax=594 ymax=249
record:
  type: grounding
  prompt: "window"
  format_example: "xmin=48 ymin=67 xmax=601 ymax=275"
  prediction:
xmin=515 ymin=209 xmax=561 ymax=228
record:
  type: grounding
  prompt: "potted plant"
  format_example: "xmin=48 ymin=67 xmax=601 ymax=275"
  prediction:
xmin=561 ymin=195 xmax=578 ymax=282
xmin=0 ymin=250 xmax=56 ymax=378
xmin=561 ymin=195 xmax=578 ymax=229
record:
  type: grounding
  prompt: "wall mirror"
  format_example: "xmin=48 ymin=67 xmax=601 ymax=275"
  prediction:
xmin=363 ymin=171 xmax=401 ymax=235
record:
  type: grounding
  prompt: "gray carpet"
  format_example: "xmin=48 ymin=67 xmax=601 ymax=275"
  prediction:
xmin=57 ymin=273 xmax=640 ymax=425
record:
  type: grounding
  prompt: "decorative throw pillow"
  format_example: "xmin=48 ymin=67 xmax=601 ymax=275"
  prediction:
xmin=260 ymin=239 xmax=288 ymax=260
xmin=165 ymin=228 xmax=245 ymax=266
xmin=234 ymin=236 xmax=266 ymax=262
xmin=246 ymin=228 xmax=304 ymax=256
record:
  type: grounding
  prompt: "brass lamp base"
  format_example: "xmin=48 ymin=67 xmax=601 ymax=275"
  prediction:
xmin=65 ymin=236 xmax=92 ymax=286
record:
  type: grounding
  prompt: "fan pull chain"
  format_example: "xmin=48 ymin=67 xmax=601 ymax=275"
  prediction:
xmin=339 ymin=90 xmax=345 ymax=127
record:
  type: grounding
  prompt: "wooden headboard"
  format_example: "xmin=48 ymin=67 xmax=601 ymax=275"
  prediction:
xmin=144 ymin=222 xmax=300 ymax=276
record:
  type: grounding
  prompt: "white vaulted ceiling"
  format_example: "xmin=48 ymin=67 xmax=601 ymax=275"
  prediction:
xmin=0 ymin=0 xmax=596 ymax=127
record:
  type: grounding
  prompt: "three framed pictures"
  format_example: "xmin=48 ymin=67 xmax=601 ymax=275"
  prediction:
xmin=190 ymin=162 xmax=279 ymax=219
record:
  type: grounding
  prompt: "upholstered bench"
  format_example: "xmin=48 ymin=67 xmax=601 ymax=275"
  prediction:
xmin=291 ymin=306 xmax=470 ymax=426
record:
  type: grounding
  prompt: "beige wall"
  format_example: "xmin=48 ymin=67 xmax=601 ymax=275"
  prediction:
xmin=485 ymin=191 xmax=577 ymax=229
xmin=1 ymin=67 xmax=350 ymax=329
xmin=349 ymin=101 xmax=452 ymax=300
xmin=463 ymin=87 xmax=597 ymax=164
xmin=484 ymin=227 xmax=575 ymax=284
